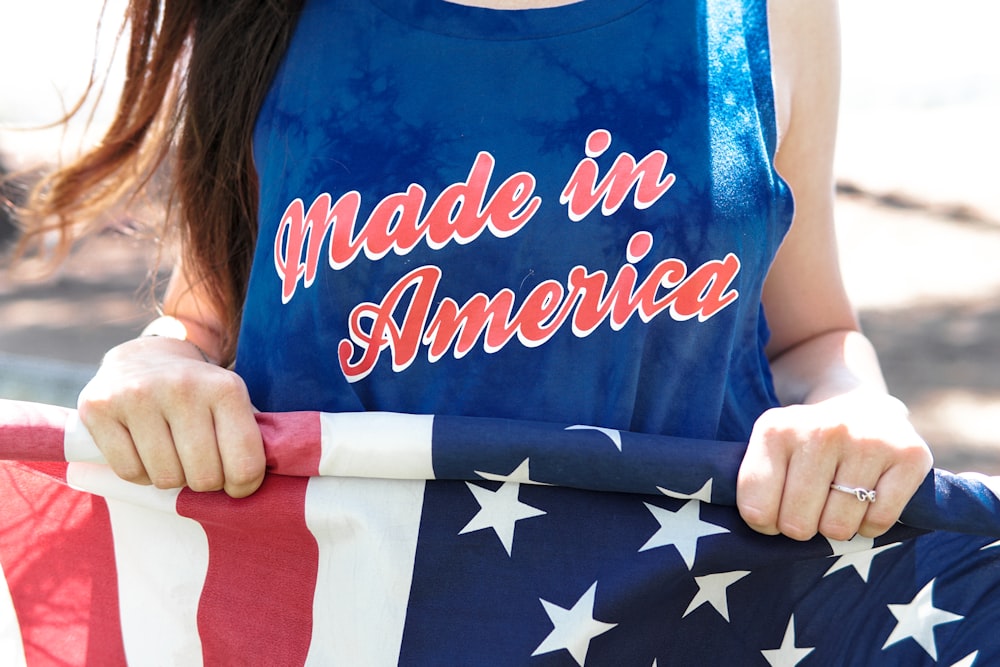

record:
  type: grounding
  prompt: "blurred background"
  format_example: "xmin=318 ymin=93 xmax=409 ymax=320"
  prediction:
xmin=1 ymin=0 xmax=999 ymax=471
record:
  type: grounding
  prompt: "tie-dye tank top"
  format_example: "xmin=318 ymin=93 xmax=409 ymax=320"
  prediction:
xmin=236 ymin=0 xmax=793 ymax=442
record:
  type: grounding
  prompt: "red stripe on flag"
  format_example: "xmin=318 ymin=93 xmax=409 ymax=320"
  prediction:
xmin=0 ymin=462 xmax=127 ymax=667
xmin=257 ymin=411 xmax=322 ymax=477
xmin=0 ymin=401 xmax=71 ymax=462
xmin=176 ymin=475 xmax=319 ymax=666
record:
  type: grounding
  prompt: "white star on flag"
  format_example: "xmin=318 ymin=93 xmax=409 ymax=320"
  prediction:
xmin=475 ymin=458 xmax=550 ymax=486
xmin=761 ymin=615 xmax=814 ymax=667
xmin=682 ymin=570 xmax=751 ymax=622
xmin=639 ymin=500 xmax=729 ymax=570
xmin=823 ymin=536 xmax=901 ymax=582
xmin=565 ymin=425 xmax=623 ymax=451
xmin=459 ymin=478 xmax=546 ymax=556
xmin=883 ymin=578 xmax=964 ymax=660
xmin=827 ymin=534 xmax=875 ymax=555
xmin=950 ymin=652 xmax=979 ymax=667
xmin=532 ymin=581 xmax=617 ymax=666
xmin=657 ymin=479 xmax=713 ymax=503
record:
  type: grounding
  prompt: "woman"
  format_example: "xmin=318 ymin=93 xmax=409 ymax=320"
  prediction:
xmin=16 ymin=1 xmax=981 ymax=663
xmin=21 ymin=0 xmax=929 ymax=548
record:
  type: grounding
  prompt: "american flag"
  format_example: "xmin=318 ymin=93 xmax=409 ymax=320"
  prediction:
xmin=1 ymin=398 xmax=998 ymax=666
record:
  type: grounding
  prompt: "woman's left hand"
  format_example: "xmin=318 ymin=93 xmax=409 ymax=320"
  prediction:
xmin=746 ymin=0 xmax=934 ymax=543
xmin=736 ymin=392 xmax=933 ymax=541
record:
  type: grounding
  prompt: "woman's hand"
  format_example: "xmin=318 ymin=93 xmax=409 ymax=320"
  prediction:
xmin=754 ymin=1 xmax=932 ymax=542
xmin=77 ymin=334 xmax=265 ymax=498
xmin=737 ymin=391 xmax=933 ymax=541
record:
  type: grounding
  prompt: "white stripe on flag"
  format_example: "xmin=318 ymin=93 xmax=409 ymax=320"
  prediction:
xmin=63 ymin=412 xmax=104 ymax=464
xmin=67 ymin=463 xmax=209 ymax=667
xmin=0 ymin=558 xmax=27 ymax=667
xmin=304 ymin=476 xmax=425 ymax=665
xmin=318 ymin=412 xmax=435 ymax=479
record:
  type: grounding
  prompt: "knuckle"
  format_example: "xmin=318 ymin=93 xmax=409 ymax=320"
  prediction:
xmin=187 ymin=473 xmax=224 ymax=493
xmin=224 ymin=483 xmax=259 ymax=499
xmin=158 ymin=371 xmax=206 ymax=404
xmin=737 ymin=502 xmax=775 ymax=533
xmin=749 ymin=409 xmax=783 ymax=439
xmin=900 ymin=443 xmax=934 ymax=470
xmin=214 ymin=370 xmax=248 ymax=393
xmin=150 ymin=471 xmax=186 ymax=489
xmin=858 ymin=520 xmax=893 ymax=539
xmin=776 ymin=516 xmax=816 ymax=542
xmin=125 ymin=377 xmax=163 ymax=403
xmin=223 ymin=457 xmax=265 ymax=498
xmin=819 ymin=519 xmax=856 ymax=542
xmin=211 ymin=374 xmax=253 ymax=408
xmin=826 ymin=421 xmax=851 ymax=442
xmin=864 ymin=507 xmax=899 ymax=534
xmin=113 ymin=462 xmax=150 ymax=485
xmin=76 ymin=390 xmax=118 ymax=427
xmin=226 ymin=461 xmax=264 ymax=488
xmin=225 ymin=431 xmax=266 ymax=477
xmin=756 ymin=423 xmax=793 ymax=452
xmin=75 ymin=394 xmax=100 ymax=422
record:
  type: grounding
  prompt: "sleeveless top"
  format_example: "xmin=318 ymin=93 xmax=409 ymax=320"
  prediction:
xmin=235 ymin=0 xmax=794 ymax=442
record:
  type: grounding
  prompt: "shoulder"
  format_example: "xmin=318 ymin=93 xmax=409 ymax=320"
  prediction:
xmin=766 ymin=0 xmax=841 ymax=148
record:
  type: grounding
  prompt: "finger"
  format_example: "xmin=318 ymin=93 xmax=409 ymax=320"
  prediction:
xmin=737 ymin=417 xmax=791 ymax=535
xmin=856 ymin=465 xmax=919 ymax=538
xmin=774 ymin=439 xmax=840 ymax=541
xmin=84 ymin=415 xmax=152 ymax=486
xmin=169 ymin=406 xmax=225 ymax=493
xmin=820 ymin=469 xmax=881 ymax=541
xmin=128 ymin=416 xmax=186 ymax=490
xmin=859 ymin=439 xmax=933 ymax=538
xmin=212 ymin=399 xmax=265 ymax=499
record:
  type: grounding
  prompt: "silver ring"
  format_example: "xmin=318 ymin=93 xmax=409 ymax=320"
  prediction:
xmin=830 ymin=483 xmax=877 ymax=503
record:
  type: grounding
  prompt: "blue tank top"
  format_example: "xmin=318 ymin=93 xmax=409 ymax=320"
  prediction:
xmin=236 ymin=0 xmax=793 ymax=442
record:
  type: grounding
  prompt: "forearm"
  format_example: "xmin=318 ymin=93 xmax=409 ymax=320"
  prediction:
xmin=768 ymin=328 xmax=892 ymax=407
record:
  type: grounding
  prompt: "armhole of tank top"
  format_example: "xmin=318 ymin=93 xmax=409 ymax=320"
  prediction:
xmin=757 ymin=0 xmax=788 ymax=159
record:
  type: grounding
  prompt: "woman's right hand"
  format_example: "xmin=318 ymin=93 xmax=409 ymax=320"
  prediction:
xmin=76 ymin=334 xmax=265 ymax=498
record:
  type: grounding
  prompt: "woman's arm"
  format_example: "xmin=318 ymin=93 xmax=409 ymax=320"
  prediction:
xmin=736 ymin=0 xmax=932 ymax=541
xmin=76 ymin=258 xmax=265 ymax=498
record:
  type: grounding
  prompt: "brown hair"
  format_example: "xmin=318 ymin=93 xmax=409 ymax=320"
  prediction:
xmin=17 ymin=0 xmax=304 ymax=365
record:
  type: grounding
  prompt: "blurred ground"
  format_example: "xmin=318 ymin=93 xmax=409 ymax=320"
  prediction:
xmin=0 ymin=232 xmax=163 ymax=364
xmin=836 ymin=194 xmax=1000 ymax=473
xmin=831 ymin=0 xmax=1000 ymax=472
xmin=1 ymin=0 xmax=999 ymax=474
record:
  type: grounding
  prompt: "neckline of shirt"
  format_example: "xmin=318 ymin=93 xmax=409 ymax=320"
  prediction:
xmin=366 ymin=0 xmax=654 ymax=40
